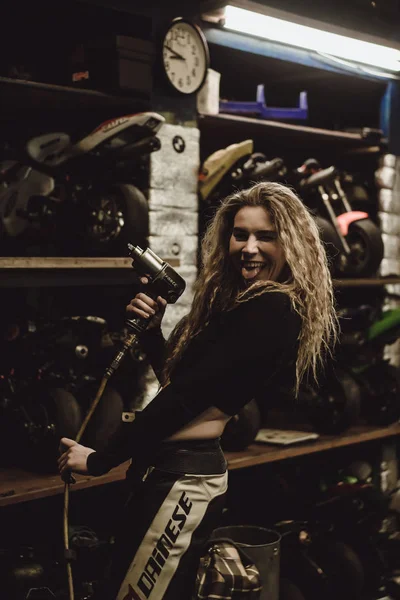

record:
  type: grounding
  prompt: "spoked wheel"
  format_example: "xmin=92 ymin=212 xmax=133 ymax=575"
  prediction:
xmin=339 ymin=219 xmax=384 ymax=277
xmin=82 ymin=183 xmax=149 ymax=255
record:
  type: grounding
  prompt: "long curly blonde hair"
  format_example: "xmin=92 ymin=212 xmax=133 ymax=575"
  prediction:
xmin=163 ymin=181 xmax=338 ymax=395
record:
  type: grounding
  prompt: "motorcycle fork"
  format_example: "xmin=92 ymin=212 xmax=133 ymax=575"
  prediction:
xmin=318 ymin=184 xmax=351 ymax=255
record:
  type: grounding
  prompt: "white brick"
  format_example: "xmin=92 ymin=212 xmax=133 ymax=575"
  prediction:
xmin=148 ymin=188 xmax=198 ymax=211
xmin=149 ymin=208 xmax=198 ymax=236
xmin=148 ymin=234 xmax=198 ymax=266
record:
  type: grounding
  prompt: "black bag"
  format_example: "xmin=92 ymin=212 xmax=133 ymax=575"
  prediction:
xmin=194 ymin=537 xmax=262 ymax=599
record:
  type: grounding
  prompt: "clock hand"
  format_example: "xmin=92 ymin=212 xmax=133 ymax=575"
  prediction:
xmin=165 ymin=45 xmax=186 ymax=61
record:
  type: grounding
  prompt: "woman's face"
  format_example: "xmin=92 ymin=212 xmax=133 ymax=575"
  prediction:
xmin=229 ymin=206 xmax=286 ymax=285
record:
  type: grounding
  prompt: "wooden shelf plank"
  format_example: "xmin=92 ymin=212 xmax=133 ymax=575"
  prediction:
xmin=0 ymin=257 xmax=181 ymax=287
xmin=334 ymin=277 xmax=400 ymax=287
xmin=198 ymin=113 xmax=383 ymax=149
xmin=0 ymin=76 xmax=145 ymax=111
xmin=0 ymin=424 xmax=399 ymax=508
xmin=227 ymin=423 xmax=400 ymax=469
xmin=0 ymin=257 xmax=180 ymax=269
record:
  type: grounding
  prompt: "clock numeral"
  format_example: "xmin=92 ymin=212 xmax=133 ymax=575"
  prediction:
xmin=171 ymin=72 xmax=175 ymax=81
xmin=192 ymin=68 xmax=196 ymax=78
xmin=178 ymin=77 xmax=183 ymax=88
xmin=186 ymin=75 xmax=191 ymax=86
xmin=165 ymin=61 xmax=170 ymax=71
xmin=192 ymin=44 xmax=196 ymax=55
xmin=194 ymin=57 xmax=199 ymax=67
xmin=188 ymin=34 xmax=191 ymax=44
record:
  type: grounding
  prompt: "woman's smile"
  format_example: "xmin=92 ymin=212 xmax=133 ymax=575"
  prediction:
xmin=229 ymin=205 xmax=285 ymax=285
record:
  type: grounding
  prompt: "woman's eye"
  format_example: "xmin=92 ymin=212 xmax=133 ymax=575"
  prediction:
xmin=258 ymin=233 xmax=277 ymax=242
xmin=234 ymin=233 xmax=248 ymax=241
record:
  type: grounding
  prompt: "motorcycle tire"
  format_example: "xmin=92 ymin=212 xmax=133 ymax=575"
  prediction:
xmin=113 ymin=183 xmax=149 ymax=252
xmin=280 ymin=578 xmax=306 ymax=600
xmin=340 ymin=218 xmax=384 ymax=277
xmin=312 ymin=540 xmax=365 ymax=600
xmin=81 ymin=386 xmax=124 ymax=453
xmin=359 ymin=362 xmax=400 ymax=426
xmin=221 ymin=398 xmax=261 ymax=451
xmin=301 ymin=369 xmax=361 ymax=435
xmin=13 ymin=387 xmax=82 ymax=472
xmin=314 ymin=215 xmax=341 ymax=271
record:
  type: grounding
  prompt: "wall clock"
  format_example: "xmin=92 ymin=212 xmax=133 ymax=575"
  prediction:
xmin=162 ymin=17 xmax=210 ymax=95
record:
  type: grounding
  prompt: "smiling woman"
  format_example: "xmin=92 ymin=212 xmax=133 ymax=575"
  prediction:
xmin=58 ymin=181 xmax=338 ymax=600
xmin=229 ymin=205 xmax=286 ymax=285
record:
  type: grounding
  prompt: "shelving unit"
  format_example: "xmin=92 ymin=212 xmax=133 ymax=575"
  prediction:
xmin=1 ymin=423 xmax=399 ymax=508
xmin=0 ymin=257 xmax=180 ymax=287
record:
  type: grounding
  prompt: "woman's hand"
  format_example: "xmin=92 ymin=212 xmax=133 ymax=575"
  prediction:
xmin=58 ymin=438 xmax=95 ymax=476
xmin=126 ymin=277 xmax=167 ymax=330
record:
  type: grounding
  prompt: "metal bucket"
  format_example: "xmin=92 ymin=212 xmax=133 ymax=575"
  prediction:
xmin=211 ymin=525 xmax=281 ymax=600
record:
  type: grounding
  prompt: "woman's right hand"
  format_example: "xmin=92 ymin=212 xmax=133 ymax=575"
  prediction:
xmin=126 ymin=277 xmax=167 ymax=330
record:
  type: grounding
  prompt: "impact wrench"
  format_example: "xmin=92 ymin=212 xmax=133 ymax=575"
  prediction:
xmin=62 ymin=244 xmax=186 ymax=600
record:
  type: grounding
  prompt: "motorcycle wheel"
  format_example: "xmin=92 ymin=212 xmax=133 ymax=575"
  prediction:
xmin=14 ymin=387 xmax=82 ymax=472
xmin=113 ymin=183 xmax=149 ymax=252
xmin=340 ymin=218 xmax=384 ymax=277
xmin=301 ymin=369 xmax=361 ymax=435
xmin=360 ymin=362 xmax=400 ymax=426
xmin=280 ymin=578 xmax=306 ymax=600
xmin=312 ymin=540 xmax=365 ymax=600
xmin=81 ymin=386 xmax=124 ymax=453
xmin=82 ymin=183 xmax=149 ymax=255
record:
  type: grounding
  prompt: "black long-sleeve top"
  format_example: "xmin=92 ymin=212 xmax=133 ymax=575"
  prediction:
xmin=87 ymin=291 xmax=301 ymax=475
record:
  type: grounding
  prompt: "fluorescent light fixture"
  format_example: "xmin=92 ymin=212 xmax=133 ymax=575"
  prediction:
xmin=224 ymin=5 xmax=400 ymax=73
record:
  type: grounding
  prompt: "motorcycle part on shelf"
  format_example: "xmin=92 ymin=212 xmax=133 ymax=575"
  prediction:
xmin=199 ymin=141 xmax=286 ymax=210
xmin=296 ymin=158 xmax=384 ymax=278
xmin=300 ymin=368 xmax=361 ymax=435
xmin=220 ymin=398 xmax=261 ymax=451
xmin=0 ymin=112 xmax=163 ymax=256
xmin=219 ymin=84 xmax=308 ymax=121
xmin=69 ymin=35 xmax=154 ymax=98
xmin=0 ymin=387 xmax=82 ymax=472
xmin=199 ymin=139 xmax=253 ymax=203
xmin=80 ymin=386 xmax=124 ymax=453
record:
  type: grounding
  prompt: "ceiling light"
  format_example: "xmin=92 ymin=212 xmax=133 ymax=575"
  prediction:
xmin=223 ymin=5 xmax=400 ymax=73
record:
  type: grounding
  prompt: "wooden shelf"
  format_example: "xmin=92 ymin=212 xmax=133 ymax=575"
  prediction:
xmin=0 ymin=257 xmax=179 ymax=269
xmin=334 ymin=277 xmax=400 ymax=287
xmin=226 ymin=422 xmax=400 ymax=470
xmin=0 ymin=76 xmax=146 ymax=112
xmin=0 ymin=257 xmax=180 ymax=287
xmin=1 ymin=423 xmax=399 ymax=508
xmin=198 ymin=113 xmax=384 ymax=151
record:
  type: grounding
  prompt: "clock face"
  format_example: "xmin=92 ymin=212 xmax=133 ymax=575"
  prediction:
xmin=162 ymin=19 xmax=209 ymax=95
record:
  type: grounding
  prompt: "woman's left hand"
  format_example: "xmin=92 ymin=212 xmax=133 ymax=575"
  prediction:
xmin=58 ymin=437 xmax=95 ymax=476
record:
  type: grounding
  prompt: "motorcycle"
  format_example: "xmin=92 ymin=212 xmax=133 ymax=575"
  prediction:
xmin=0 ymin=314 xmax=146 ymax=471
xmin=295 ymin=158 xmax=384 ymax=277
xmin=199 ymin=139 xmax=286 ymax=205
xmin=0 ymin=112 xmax=164 ymax=256
xmin=301 ymin=303 xmax=400 ymax=434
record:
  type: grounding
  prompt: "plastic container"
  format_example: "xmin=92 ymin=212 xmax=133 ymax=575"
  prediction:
xmin=211 ymin=525 xmax=281 ymax=600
